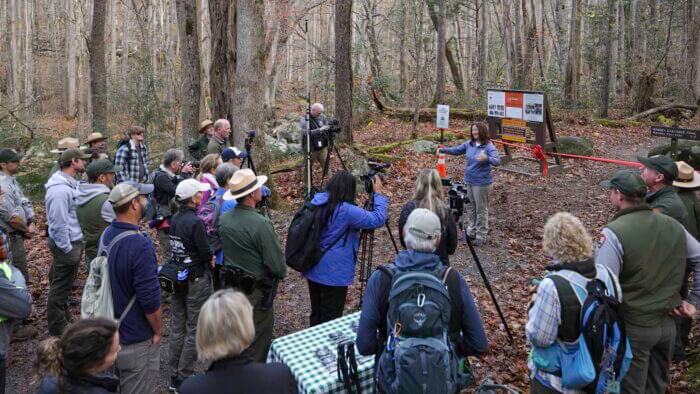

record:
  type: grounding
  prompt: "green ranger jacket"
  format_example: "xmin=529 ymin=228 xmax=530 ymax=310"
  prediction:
xmin=646 ymin=186 xmax=688 ymax=228
xmin=677 ymin=189 xmax=700 ymax=239
xmin=188 ymin=135 xmax=210 ymax=160
xmin=207 ymin=135 xmax=225 ymax=155
xmin=219 ymin=205 xmax=286 ymax=281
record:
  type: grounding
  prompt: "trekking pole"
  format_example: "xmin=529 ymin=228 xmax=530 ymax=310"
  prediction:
xmin=461 ymin=224 xmax=514 ymax=343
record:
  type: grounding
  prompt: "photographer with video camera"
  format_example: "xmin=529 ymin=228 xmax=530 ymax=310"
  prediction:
xmin=300 ymin=103 xmax=331 ymax=169
xmin=438 ymin=122 xmax=500 ymax=246
xmin=303 ymin=170 xmax=389 ymax=326
xmin=398 ymin=169 xmax=458 ymax=265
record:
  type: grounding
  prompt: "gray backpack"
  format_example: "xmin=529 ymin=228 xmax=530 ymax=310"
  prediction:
xmin=377 ymin=266 xmax=461 ymax=394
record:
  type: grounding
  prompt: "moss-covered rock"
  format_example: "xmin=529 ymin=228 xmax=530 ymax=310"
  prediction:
xmin=648 ymin=140 xmax=700 ymax=169
xmin=556 ymin=136 xmax=594 ymax=156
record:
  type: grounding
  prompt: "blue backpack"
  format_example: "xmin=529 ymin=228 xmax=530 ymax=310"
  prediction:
xmin=376 ymin=265 xmax=468 ymax=394
xmin=532 ymin=265 xmax=632 ymax=393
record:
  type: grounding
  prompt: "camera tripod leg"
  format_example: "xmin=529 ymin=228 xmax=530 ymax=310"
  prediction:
xmin=459 ymin=222 xmax=514 ymax=343
xmin=384 ymin=223 xmax=399 ymax=254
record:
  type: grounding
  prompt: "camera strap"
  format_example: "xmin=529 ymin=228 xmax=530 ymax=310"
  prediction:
xmin=336 ymin=342 xmax=362 ymax=393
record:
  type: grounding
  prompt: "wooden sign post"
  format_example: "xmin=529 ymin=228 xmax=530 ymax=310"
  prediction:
xmin=486 ymin=88 xmax=564 ymax=176
xmin=650 ymin=126 xmax=700 ymax=160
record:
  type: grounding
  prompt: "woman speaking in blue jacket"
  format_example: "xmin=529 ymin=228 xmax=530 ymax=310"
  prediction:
xmin=439 ymin=122 xmax=500 ymax=245
xmin=303 ymin=170 xmax=388 ymax=326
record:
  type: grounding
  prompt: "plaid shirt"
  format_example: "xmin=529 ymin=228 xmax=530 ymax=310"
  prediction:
xmin=114 ymin=140 xmax=149 ymax=183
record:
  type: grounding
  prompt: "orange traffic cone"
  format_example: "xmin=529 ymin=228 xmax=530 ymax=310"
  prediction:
xmin=436 ymin=149 xmax=447 ymax=178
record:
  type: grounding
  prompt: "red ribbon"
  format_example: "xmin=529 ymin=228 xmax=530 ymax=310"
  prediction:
xmin=531 ymin=145 xmax=548 ymax=176
xmin=491 ymin=140 xmax=643 ymax=176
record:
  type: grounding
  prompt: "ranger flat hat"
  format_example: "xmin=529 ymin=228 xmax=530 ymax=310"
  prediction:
xmin=223 ymin=169 xmax=268 ymax=201
xmin=672 ymin=161 xmax=700 ymax=189
xmin=50 ymin=137 xmax=81 ymax=154
xmin=199 ymin=119 xmax=214 ymax=134
xmin=85 ymin=132 xmax=107 ymax=144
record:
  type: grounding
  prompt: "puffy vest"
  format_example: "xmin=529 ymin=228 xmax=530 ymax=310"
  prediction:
xmin=606 ymin=205 xmax=686 ymax=327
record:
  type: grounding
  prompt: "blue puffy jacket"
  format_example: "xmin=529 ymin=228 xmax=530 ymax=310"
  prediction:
xmin=303 ymin=192 xmax=389 ymax=286
xmin=441 ymin=140 xmax=501 ymax=186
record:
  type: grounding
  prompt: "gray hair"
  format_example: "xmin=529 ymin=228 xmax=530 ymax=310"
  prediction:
xmin=215 ymin=163 xmax=239 ymax=187
xmin=311 ymin=103 xmax=324 ymax=112
xmin=403 ymin=228 xmax=439 ymax=253
xmin=196 ymin=290 xmax=255 ymax=362
xmin=213 ymin=119 xmax=230 ymax=131
xmin=163 ymin=149 xmax=184 ymax=167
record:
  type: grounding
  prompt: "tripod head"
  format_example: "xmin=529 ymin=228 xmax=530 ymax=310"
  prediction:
xmin=244 ymin=130 xmax=256 ymax=152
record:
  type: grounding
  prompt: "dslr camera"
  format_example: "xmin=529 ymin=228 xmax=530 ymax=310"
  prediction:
xmin=323 ymin=118 xmax=342 ymax=135
xmin=444 ymin=179 xmax=470 ymax=218
xmin=361 ymin=160 xmax=390 ymax=194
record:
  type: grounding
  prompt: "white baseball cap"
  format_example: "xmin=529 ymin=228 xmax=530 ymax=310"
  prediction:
xmin=175 ymin=179 xmax=210 ymax=200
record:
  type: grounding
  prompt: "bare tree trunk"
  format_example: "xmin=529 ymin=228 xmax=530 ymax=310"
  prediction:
xmin=336 ymin=0 xmax=353 ymax=143
xmin=65 ymin=0 xmax=77 ymax=117
xmin=232 ymin=0 xmax=274 ymax=189
xmin=435 ymin=0 xmax=446 ymax=103
xmin=22 ymin=0 xmax=33 ymax=104
xmin=363 ymin=0 xmax=384 ymax=88
xmin=563 ymin=0 xmax=582 ymax=107
xmin=198 ymin=0 xmax=211 ymax=120
xmin=90 ymin=0 xmax=108 ymax=133
xmin=176 ymin=0 xmax=202 ymax=140
xmin=6 ymin=0 xmax=20 ymax=105
xmin=477 ymin=0 xmax=488 ymax=90
xmin=599 ymin=0 xmax=615 ymax=118
xmin=398 ymin=2 xmax=407 ymax=95
xmin=209 ymin=0 xmax=235 ymax=123
xmin=425 ymin=1 xmax=465 ymax=99
xmin=693 ymin=3 xmax=700 ymax=109
xmin=121 ymin=4 xmax=129 ymax=97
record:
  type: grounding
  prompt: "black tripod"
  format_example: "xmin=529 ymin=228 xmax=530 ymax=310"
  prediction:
xmin=242 ymin=131 xmax=271 ymax=218
xmin=455 ymin=215 xmax=514 ymax=343
xmin=319 ymin=132 xmax=348 ymax=191
xmin=358 ymin=190 xmax=399 ymax=306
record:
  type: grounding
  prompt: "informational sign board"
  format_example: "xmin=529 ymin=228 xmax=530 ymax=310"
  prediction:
xmin=502 ymin=118 xmax=527 ymax=143
xmin=488 ymin=90 xmax=545 ymax=123
xmin=436 ymin=104 xmax=450 ymax=129
xmin=651 ymin=126 xmax=700 ymax=141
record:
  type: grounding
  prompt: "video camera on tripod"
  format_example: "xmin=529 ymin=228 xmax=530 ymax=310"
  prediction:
xmin=324 ymin=118 xmax=342 ymax=135
xmin=444 ymin=179 xmax=470 ymax=219
xmin=360 ymin=161 xmax=391 ymax=194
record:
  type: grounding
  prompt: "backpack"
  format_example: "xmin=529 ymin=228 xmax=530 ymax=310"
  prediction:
xmin=284 ymin=202 xmax=347 ymax=272
xmin=197 ymin=193 xmax=223 ymax=253
xmin=81 ymin=230 xmax=138 ymax=322
xmin=144 ymin=169 xmax=169 ymax=222
xmin=545 ymin=266 xmax=632 ymax=392
xmin=376 ymin=265 xmax=465 ymax=394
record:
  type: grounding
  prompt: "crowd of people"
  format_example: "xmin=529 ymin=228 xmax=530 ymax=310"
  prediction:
xmin=0 ymin=118 xmax=697 ymax=394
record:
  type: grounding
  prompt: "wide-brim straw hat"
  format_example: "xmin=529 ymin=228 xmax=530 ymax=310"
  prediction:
xmin=50 ymin=137 xmax=81 ymax=154
xmin=223 ymin=169 xmax=268 ymax=201
xmin=199 ymin=119 xmax=214 ymax=134
xmin=673 ymin=161 xmax=700 ymax=189
xmin=85 ymin=132 xmax=107 ymax=144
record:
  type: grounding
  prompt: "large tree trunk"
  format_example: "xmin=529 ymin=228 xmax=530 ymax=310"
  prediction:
xmin=232 ymin=0 xmax=265 ymax=148
xmin=176 ymin=0 xmax=201 ymax=141
xmin=335 ymin=0 xmax=353 ymax=143
xmin=22 ymin=0 xmax=33 ymax=104
xmin=208 ymin=0 xmax=235 ymax=124
xmin=477 ymin=0 xmax=488 ymax=92
xmin=599 ymin=0 xmax=615 ymax=118
xmin=435 ymin=0 xmax=446 ymax=103
xmin=563 ymin=0 xmax=582 ymax=107
xmin=425 ymin=0 xmax=465 ymax=99
xmin=398 ymin=2 xmax=407 ymax=95
xmin=363 ymin=0 xmax=384 ymax=91
xmin=90 ymin=0 xmax=108 ymax=134
xmin=65 ymin=0 xmax=77 ymax=117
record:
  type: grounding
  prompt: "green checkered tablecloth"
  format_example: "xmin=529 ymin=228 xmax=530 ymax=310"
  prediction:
xmin=267 ymin=312 xmax=375 ymax=393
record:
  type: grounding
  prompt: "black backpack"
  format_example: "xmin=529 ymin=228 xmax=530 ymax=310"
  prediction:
xmin=284 ymin=202 xmax=346 ymax=272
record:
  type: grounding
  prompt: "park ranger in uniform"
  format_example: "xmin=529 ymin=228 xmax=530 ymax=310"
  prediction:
xmin=219 ymin=169 xmax=286 ymax=363
xmin=597 ymin=170 xmax=700 ymax=394
xmin=638 ymin=155 xmax=688 ymax=227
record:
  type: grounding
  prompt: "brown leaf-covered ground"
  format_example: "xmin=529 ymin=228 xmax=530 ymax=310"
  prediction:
xmin=6 ymin=114 xmax=699 ymax=393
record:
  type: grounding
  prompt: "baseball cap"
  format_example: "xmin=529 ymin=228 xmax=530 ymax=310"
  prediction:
xmin=109 ymin=181 xmax=154 ymax=207
xmin=405 ymin=208 xmax=441 ymax=241
xmin=59 ymin=148 xmax=92 ymax=163
xmin=175 ymin=179 xmax=210 ymax=200
xmin=600 ymin=170 xmax=647 ymax=197
xmin=221 ymin=147 xmax=248 ymax=162
xmin=0 ymin=149 xmax=23 ymax=163
xmin=86 ymin=159 xmax=122 ymax=179
xmin=637 ymin=154 xmax=678 ymax=180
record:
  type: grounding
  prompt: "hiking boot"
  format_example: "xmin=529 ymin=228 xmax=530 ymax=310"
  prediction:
xmin=12 ymin=324 xmax=37 ymax=342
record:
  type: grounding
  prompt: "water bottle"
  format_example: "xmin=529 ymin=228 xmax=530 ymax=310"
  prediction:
xmin=177 ymin=268 xmax=189 ymax=282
